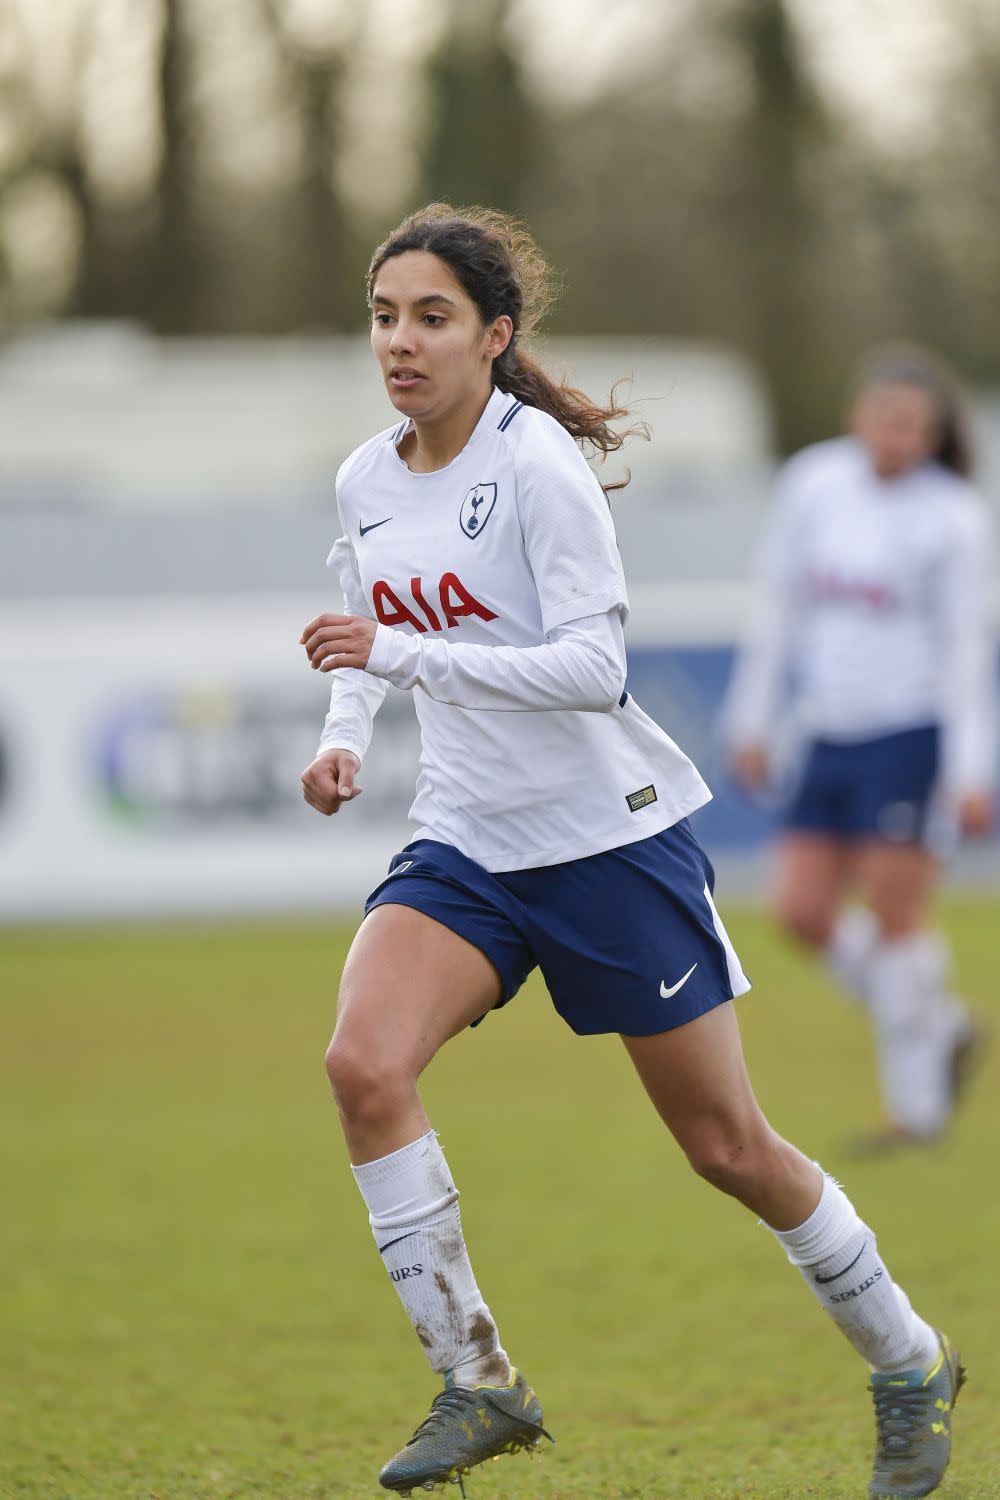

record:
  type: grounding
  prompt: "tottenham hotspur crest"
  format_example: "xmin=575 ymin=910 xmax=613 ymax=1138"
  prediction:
xmin=460 ymin=482 xmax=497 ymax=540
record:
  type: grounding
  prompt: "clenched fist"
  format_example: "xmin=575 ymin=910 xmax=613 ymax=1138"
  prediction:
xmin=301 ymin=749 xmax=362 ymax=816
xmin=728 ymin=744 xmax=769 ymax=793
xmin=958 ymin=792 xmax=993 ymax=839
xmin=300 ymin=613 xmax=378 ymax=672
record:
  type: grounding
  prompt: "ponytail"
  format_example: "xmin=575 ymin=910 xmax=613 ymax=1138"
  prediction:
xmin=368 ymin=203 xmax=647 ymax=493
xmin=493 ymin=346 xmax=644 ymax=491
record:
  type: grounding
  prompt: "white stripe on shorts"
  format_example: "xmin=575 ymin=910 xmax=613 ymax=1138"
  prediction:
xmin=703 ymin=883 xmax=752 ymax=998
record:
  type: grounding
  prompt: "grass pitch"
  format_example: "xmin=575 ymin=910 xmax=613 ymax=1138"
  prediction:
xmin=3 ymin=900 xmax=999 ymax=1499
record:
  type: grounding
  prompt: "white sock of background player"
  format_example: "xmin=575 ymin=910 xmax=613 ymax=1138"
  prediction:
xmin=866 ymin=931 xmax=969 ymax=1135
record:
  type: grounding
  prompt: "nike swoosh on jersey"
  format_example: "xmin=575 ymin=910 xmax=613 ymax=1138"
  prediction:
xmin=360 ymin=517 xmax=392 ymax=537
xmin=660 ymin=963 xmax=698 ymax=999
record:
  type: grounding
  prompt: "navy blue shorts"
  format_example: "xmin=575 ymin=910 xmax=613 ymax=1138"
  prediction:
xmin=784 ymin=724 xmax=941 ymax=844
xmin=363 ymin=820 xmax=750 ymax=1037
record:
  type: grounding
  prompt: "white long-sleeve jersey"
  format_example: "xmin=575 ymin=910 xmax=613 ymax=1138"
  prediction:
xmin=316 ymin=386 xmax=710 ymax=871
xmin=722 ymin=436 xmax=997 ymax=795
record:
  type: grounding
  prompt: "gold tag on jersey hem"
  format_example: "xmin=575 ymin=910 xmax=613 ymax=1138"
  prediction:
xmin=626 ymin=784 xmax=657 ymax=812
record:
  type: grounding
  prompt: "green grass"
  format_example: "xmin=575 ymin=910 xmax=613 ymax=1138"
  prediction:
xmin=3 ymin=901 xmax=999 ymax=1499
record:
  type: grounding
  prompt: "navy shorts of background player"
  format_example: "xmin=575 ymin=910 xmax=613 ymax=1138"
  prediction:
xmin=784 ymin=723 xmax=941 ymax=845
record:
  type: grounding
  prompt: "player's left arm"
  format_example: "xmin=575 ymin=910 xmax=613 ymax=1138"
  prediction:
xmin=301 ymin=425 xmax=631 ymax=712
xmin=937 ymin=499 xmax=997 ymax=835
xmin=719 ymin=461 xmax=808 ymax=789
xmin=300 ymin=607 xmax=627 ymax=713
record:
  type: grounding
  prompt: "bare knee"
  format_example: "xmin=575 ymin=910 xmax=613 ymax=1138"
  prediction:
xmin=771 ymin=836 xmax=848 ymax=948
xmin=772 ymin=894 xmax=831 ymax=950
xmin=324 ymin=1032 xmax=414 ymax=1129
xmin=323 ymin=1032 xmax=365 ymax=1109
xmin=683 ymin=1120 xmax=772 ymax=1199
xmin=684 ymin=1120 xmax=820 ymax=1225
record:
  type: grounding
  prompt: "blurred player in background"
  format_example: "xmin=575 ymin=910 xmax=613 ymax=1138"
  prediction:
xmin=725 ymin=346 xmax=996 ymax=1150
xmin=300 ymin=213 xmax=965 ymax=1500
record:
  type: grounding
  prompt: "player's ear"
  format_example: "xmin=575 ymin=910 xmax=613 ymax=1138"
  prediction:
xmin=485 ymin=315 xmax=513 ymax=361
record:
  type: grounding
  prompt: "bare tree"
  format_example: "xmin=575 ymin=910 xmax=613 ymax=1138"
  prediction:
xmin=418 ymin=0 xmax=538 ymax=214
xmin=268 ymin=3 xmax=359 ymax=331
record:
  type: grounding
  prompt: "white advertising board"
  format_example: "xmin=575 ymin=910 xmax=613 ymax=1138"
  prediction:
xmin=3 ymin=588 xmax=996 ymax=921
xmin=0 ymin=595 xmax=423 ymax=921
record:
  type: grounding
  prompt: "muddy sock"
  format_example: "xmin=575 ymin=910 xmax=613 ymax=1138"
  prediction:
xmin=351 ymin=1128 xmax=510 ymax=1387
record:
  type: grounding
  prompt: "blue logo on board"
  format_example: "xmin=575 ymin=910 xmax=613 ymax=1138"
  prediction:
xmin=460 ymin=483 xmax=497 ymax=539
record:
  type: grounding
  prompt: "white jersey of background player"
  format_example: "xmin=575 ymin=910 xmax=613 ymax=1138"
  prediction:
xmin=298 ymin=211 xmax=966 ymax=1500
xmin=724 ymin=346 xmax=996 ymax=1148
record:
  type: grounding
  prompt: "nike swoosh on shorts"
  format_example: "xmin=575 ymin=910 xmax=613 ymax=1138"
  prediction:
xmin=660 ymin=963 xmax=698 ymax=999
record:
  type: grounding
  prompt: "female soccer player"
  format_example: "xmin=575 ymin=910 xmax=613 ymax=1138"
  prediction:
xmin=300 ymin=208 xmax=964 ymax=1499
xmin=724 ymin=348 xmax=995 ymax=1151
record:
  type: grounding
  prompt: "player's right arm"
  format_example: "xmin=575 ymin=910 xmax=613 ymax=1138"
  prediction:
xmin=301 ymin=747 xmax=362 ymax=816
xmin=300 ymin=525 xmax=387 ymax=816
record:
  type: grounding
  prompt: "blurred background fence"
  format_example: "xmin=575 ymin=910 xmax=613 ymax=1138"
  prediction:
xmin=3 ymin=0 xmax=1000 ymax=919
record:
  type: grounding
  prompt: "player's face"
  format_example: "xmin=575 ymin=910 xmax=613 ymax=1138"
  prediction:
xmin=370 ymin=251 xmax=511 ymax=422
xmin=851 ymin=382 xmax=938 ymax=479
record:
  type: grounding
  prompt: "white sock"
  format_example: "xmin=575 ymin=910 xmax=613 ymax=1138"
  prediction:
xmin=769 ymin=1173 xmax=938 ymax=1374
xmin=351 ymin=1129 xmax=510 ymax=1388
xmin=824 ymin=907 xmax=878 ymax=1004
xmin=867 ymin=933 xmax=969 ymax=1136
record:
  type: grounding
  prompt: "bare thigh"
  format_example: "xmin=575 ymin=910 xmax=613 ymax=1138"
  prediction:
xmin=622 ymin=1004 xmax=821 ymax=1229
xmin=772 ymin=832 xmax=855 ymax=947
xmin=328 ymin=903 xmax=503 ymax=1162
xmin=853 ymin=841 xmax=939 ymax=938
